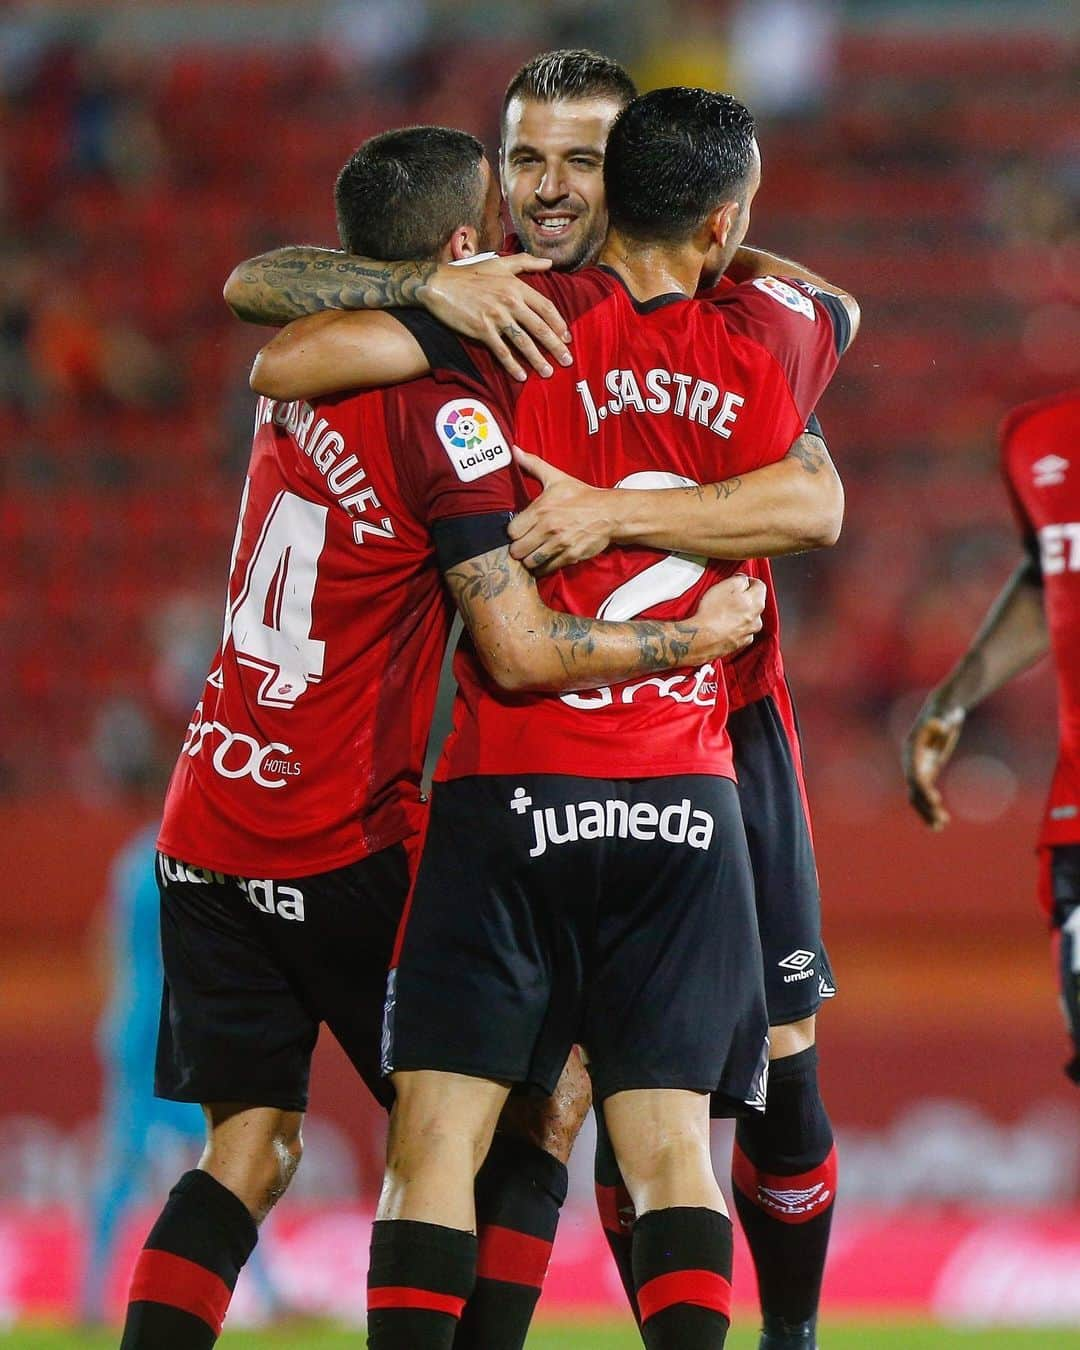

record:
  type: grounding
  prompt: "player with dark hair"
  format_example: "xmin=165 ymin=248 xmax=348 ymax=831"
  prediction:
xmin=905 ymin=390 xmax=1080 ymax=1078
xmin=244 ymin=60 xmax=847 ymax=1350
xmin=117 ymin=124 xmax=765 ymax=1350
xmin=333 ymin=127 xmax=492 ymax=262
xmin=251 ymin=86 xmax=858 ymax=1350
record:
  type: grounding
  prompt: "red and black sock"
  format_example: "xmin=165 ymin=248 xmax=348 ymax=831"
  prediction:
xmin=732 ymin=1046 xmax=836 ymax=1345
xmin=367 ymin=1218 xmax=477 ymax=1350
xmin=632 ymin=1206 xmax=733 ymax=1349
xmin=119 ymin=1169 xmax=257 ymax=1349
xmin=594 ymin=1111 xmax=639 ymax=1321
xmin=453 ymin=1133 xmax=568 ymax=1350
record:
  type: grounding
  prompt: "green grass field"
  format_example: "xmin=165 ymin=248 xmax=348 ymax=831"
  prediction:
xmin=5 ymin=1323 xmax=1080 ymax=1348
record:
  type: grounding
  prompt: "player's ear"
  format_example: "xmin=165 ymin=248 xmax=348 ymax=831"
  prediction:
xmin=709 ymin=200 xmax=741 ymax=249
xmin=450 ymin=225 xmax=482 ymax=261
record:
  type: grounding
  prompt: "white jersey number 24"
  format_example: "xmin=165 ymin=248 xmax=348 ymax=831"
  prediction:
xmin=210 ymin=481 xmax=328 ymax=708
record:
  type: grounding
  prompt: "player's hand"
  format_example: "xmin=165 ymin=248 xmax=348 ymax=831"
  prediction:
xmin=508 ymin=447 xmax=618 ymax=576
xmin=419 ymin=255 xmax=573 ymax=382
xmin=903 ymin=701 xmax=965 ymax=830
xmin=694 ymin=573 xmax=766 ymax=659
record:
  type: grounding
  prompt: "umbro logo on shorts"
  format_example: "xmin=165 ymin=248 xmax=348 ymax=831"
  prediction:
xmin=778 ymin=949 xmax=817 ymax=983
xmin=510 ymin=787 xmax=715 ymax=859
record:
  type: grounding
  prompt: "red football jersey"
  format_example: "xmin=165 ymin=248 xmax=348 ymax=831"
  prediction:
xmin=402 ymin=267 xmax=846 ymax=782
xmin=158 ymin=379 xmax=521 ymax=878
xmin=1001 ymin=389 xmax=1080 ymax=848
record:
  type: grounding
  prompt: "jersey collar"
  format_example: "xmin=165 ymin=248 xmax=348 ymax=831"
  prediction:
xmin=596 ymin=264 xmax=690 ymax=314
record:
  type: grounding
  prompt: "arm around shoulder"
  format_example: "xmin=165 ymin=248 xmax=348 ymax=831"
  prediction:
xmin=444 ymin=546 xmax=766 ymax=693
xmin=249 ymin=311 xmax=430 ymax=400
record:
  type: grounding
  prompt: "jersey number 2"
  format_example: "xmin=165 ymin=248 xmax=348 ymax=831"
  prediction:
xmin=561 ymin=472 xmax=707 ymax=709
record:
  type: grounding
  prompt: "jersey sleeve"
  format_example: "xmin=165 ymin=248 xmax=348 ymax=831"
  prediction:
xmin=712 ymin=277 xmax=847 ymax=425
xmin=390 ymin=269 xmax=610 ymax=401
xmin=384 ymin=377 xmax=529 ymax=569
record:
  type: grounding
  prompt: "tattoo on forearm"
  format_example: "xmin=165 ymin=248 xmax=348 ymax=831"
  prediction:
xmin=789 ymin=437 xmax=827 ymax=474
xmin=449 ymin=546 xmax=706 ymax=688
xmin=228 ymin=248 xmax=437 ymax=324
xmin=689 ymin=479 xmax=742 ymax=505
xmin=547 ymin=612 xmax=699 ymax=677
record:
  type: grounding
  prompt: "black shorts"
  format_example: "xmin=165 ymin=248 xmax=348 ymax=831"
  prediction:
xmin=728 ymin=680 xmax=836 ymax=1027
xmin=155 ymin=845 xmax=408 ymax=1112
xmin=383 ymin=773 xmax=769 ymax=1112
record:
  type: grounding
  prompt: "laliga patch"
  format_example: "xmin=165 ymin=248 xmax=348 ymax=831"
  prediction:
xmin=753 ymin=276 xmax=816 ymax=321
xmin=435 ymin=399 xmax=511 ymax=481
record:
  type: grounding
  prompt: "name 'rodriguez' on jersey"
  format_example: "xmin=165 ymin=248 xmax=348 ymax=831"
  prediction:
xmin=395 ymin=266 xmax=848 ymax=784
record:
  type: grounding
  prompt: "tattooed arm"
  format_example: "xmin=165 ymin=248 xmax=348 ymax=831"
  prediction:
xmin=444 ymin=546 xmax=766 ymax=693
xmin=507 ymin=431 xmax=843 ymax=578
xmin=225 ymin=248 xmax=570 ymax=380
xmin=224 ymin=248 xmax=436 ymax=325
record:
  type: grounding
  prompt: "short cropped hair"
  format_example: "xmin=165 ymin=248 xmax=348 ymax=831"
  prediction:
xmin=334 ymin=126 xmax=486 ymax=261
xmin=604 ymin=87 xmax=756 ymax=245
xmin=502 ymin=48 xmax=637 ymax=122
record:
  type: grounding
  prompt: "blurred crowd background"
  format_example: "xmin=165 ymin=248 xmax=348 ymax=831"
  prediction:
xmin=2 ymin=0 xmax=1079 ymax=1329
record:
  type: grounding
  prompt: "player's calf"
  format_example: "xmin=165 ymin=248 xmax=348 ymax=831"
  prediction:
xmin=605 ymin=1088 xmax=734 ymax=1349
xmin=119 ymin=1104 xmax=301 ymax=1349
xmin=732 ymin=1040 xmax=835 ymax=1350
xmin=455 ymin=1050 xmax=590 ymax=1350
xmin=369 ymin=1069 xmax=509 ymax=1350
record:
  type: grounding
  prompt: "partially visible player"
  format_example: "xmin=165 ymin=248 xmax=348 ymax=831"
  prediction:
xmin=905 ymin=390 xmax=1080 ymax=1082
xmin=248 ymin=52 xmax=848 ymax=1350
xmin=118 ymin=127 xmax=762 ymax=1350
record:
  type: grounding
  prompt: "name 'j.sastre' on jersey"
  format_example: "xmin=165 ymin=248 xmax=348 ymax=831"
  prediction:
xmin=574 ymin=366 xmax=747 ymax=439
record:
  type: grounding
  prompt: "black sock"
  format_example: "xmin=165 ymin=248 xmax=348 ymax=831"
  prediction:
xmin=368 ymin=1218 xmax=477 ymax=1350
xmin=453 ymin=1133 xmax=568 ymax=1350
xmin=632 ymin=1207 xmax=733 ymax=1349
xmin=120 ymin=1169 xmax=257 ymax=1349
xmin=594 ymin=1111 xmax=639 ymax=1322
xmin=732 ymin=1046 xmax=836 ymax=1340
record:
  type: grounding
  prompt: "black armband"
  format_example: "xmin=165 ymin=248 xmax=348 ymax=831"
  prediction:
xmin=804 ymin=411 xmax=825 ymax=440
xmin=386 ymin=308 xmax=480 ymax=381
xmin=433 ymin=511 xmax=514 ymax=572
xmin=812 ymin=290 xmax=852 ymax=356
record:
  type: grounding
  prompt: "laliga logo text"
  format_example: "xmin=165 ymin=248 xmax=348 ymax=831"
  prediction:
xmin=511 ymin=787 xmax=715 ymax=859
xmin=183 ymin=703 xmax=301 ymax=789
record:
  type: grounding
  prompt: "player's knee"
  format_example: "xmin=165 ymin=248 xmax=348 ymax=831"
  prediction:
xmin=202 ymin=1106 xmax=304 ymax=1222
xmin=607 ymin=1106 xmax=710 ymax=1194
xmin=769 ymin=1015 xmax=816 ymax=1061
xmin=496 ymin=1049 xmax=592 ymax=1164
xmin=386 ymin=1074 xmax=491 ymax=1177
xmin=270 ymin=1118 xmax=303 ymax=1190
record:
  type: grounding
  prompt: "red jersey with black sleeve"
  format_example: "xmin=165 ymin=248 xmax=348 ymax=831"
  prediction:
xmin=157 ymin=377 xmax=522 ymax=879
xmin=1000 ymin=389 xmax=1080 ymax=848
xmin=395 ymin=266 xmax=847 ymax=782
